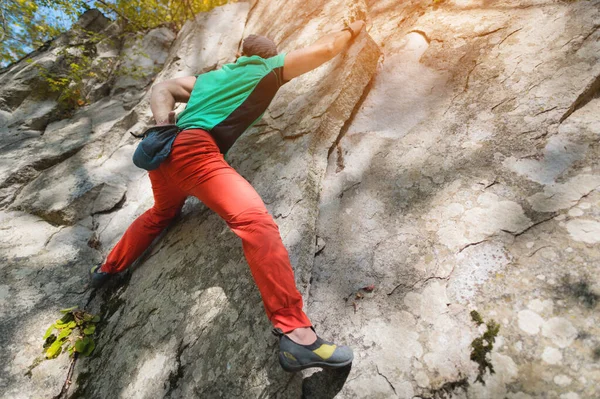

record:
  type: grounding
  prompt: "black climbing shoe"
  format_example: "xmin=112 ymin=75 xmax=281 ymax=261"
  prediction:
xmin=89 ymin=264 xmax=111 ymax=288
xmin=273 ymin=328 xmax=354 ymax=372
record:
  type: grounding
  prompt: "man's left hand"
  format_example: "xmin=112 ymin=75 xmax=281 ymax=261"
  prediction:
xmin=156 ymin=111 xmax=176 ymax=126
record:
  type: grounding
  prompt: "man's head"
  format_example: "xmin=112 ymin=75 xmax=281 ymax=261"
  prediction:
xmin=242 ymin=34 xmax=278 ymax=59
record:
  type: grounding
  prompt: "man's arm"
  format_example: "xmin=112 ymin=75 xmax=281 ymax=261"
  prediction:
xmin=150 ymin=76 xmax=197 ymax=125
xmin=283 ymin=20 xmax=365 ymax=81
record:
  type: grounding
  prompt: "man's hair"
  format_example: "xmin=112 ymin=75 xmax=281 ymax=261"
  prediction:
xmin=242 ymin=34 xmax=278 ymax=59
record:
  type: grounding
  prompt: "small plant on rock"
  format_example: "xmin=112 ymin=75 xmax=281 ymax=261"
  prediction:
xmin=43 ymin=306 xmax=99 ymax=359
xmin=470 ymin=310 xmax=500 ymax=384
xmin=26 ymin=307 xmax=100 ymax=377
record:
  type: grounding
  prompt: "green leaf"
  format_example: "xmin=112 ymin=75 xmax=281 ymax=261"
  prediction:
xmin=45 ymin=339 xmax=64 ymax=359
xmin=60 ymin=306 xmax=77 ymax=314
xmin=74 ymin=338 xmax=88 ymax=353
xmin=57 ymin=328 xmax=72 ymax=340
xmin=59 ymin=313 xmax=74 ymax=324
xmin=92 ymin=316 xmax=101 ymax=323
xmin=83 ymin=325 xmax=96 ymax=335
xmin=43 ymin=324 xmax=55 ymax=340
xmin=67 ymin=321 xmax=77 ymax=329
xmin=55 ymin=320 xmax=67 ymax=328
xmin=44 ymin=334 xmax=57 ymax=349
xmin=81 ymin=338 xmax=95 ymax=356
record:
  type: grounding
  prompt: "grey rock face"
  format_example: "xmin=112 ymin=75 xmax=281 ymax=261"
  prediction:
xmin=307 ymin=1 xmax=600 ymax=398
xmin=112 ymin=27 xmax=176 ymax=93
xmin=0 ymin=4 xmax=248 ymax=399
xmin=2 ymin=1 xmax=600 ymax=399
xmin=0 ymin=47 xmax=58 ymax=113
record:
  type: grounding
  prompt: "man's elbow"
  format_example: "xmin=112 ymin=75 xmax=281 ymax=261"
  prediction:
xmin=321 ymin=43 xmax=337 ymax=59
xmin=151 ymin=82 xmax=168 ymax=96
xmin=152 ymin=80 xmax=190 ymax=103
xmin=151 ymin=82 xmax=177 ymax=103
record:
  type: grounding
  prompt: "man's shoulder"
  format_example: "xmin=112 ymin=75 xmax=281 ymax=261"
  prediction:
xmin=232 ymin=54 xmax=286 ymax=72
xmin=264 ymin=53 xmax=286 ymax=70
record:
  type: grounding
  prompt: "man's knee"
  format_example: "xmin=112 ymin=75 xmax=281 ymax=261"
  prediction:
xmin=144 ymin=206 xmax=180 ymax=229
xmin=228 ymin=206 xmax=275 ymax=228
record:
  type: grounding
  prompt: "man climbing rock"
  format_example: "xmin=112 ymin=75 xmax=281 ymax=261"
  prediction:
xmin=90 ymin=20 xmax=366 ymax=372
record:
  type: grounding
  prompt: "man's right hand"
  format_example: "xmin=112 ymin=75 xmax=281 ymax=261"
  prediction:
xmin=347 ymin=20 xmax=366 ymax=38
xmin=283 ymin=20 xmax=367 ymax=82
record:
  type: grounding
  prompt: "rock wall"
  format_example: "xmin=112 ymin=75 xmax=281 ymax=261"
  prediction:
xmin=1 ymin=1 xmax=599 ymax=398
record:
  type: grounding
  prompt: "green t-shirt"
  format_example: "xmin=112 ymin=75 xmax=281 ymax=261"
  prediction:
xmin=176 ymin=53 xmax=287 ymax=153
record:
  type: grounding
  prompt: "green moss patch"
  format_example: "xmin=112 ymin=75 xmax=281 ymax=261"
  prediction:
xmin=470 ymin=310 xmax=500 ymax=384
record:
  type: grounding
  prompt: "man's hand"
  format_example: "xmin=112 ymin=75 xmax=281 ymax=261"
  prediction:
xmin=156 ymin=111 xmax=176 ymax=126
xmin=150 ymin=76 xmax=197 ymax=125
xmin=347 ymin=20 xmax=366 ymax=38
xmin=283 ymin=20 xmax=366 ymax=81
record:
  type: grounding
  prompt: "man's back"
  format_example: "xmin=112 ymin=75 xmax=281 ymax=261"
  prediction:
xmin=176 ymin=54 xmax=286 ymax=153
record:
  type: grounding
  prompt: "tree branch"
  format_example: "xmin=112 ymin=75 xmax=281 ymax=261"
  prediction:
xmin=94 ymin=0 xmax=132 ymax=25
xmin=0 ymin=7 xmax=6 ymax=42
xmin=184 ymin=0 xmax=196 ymax=23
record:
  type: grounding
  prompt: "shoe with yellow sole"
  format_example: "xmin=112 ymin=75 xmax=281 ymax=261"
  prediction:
xmin=273 ymin=328 xmax=354 ymax=372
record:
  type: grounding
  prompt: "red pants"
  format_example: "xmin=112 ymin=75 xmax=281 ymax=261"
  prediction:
xmin=101 ymin=129 xmax=312 ymax=332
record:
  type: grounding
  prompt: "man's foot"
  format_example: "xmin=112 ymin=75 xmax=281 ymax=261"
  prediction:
xmin=89 ymin=264 xmax=111 ymax=288
xmin=273 ymin=328 xmax=354 ymax=372
xmin=285 ymin=326 xmax=317 ymax=344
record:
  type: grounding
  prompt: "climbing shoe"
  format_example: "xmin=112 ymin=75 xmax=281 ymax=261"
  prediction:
xmin=273 ymin=328 xmax=354 ymax=372
xmin=89 ymin=264 xmax=111 ymax=288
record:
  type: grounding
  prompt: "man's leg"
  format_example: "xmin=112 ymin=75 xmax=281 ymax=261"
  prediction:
xmin=188 ymin=166 xmax=313 ymax=334
xmin=164 ymin=129 xmax=353 ymax=371
xmin=100 ymin=168 xmax=187 ymax=274
xmin=179 ymin=160 xmax=357 ymax=370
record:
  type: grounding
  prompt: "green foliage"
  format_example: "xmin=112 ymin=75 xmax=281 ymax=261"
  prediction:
xmin=32 ymin=26 xmax=115 ymax=112
xmin=470 ymin=311 xmax=500 ymax=385
xmin=1 ymin=0 xmax=235 ymax=67
xmin=34 ymin=38 xmax=159 ymax=112
xmin=34 ymin=43 xmax=97 ymax=111
xmin=470 ymin=310 xmax=484 ymax=326
xmin=98 ymin=0 xmax=234 ymax=32
xmin=0 ymin=0 xmax=87 ymax=66
xmin=26 ymin=307 xmax=100 ymax=377
xmin=44 ymin=307 xmax=100 ymax=359
xmin=5 ymin=0 xmax=235 ymax=114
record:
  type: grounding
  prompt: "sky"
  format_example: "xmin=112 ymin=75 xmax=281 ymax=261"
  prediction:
xmin=4 ymin=6 xmax=76 ymax=64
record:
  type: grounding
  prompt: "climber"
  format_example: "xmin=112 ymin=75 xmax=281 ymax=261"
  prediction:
xmin=90 ymin=20 xmax=366 ymax=372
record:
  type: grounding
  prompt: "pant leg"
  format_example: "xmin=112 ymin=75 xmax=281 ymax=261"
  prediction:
xmin=101 ymin=167 xmax=187 ymax=273
xmin=166 ymin=129 xmax=312 ymax=332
